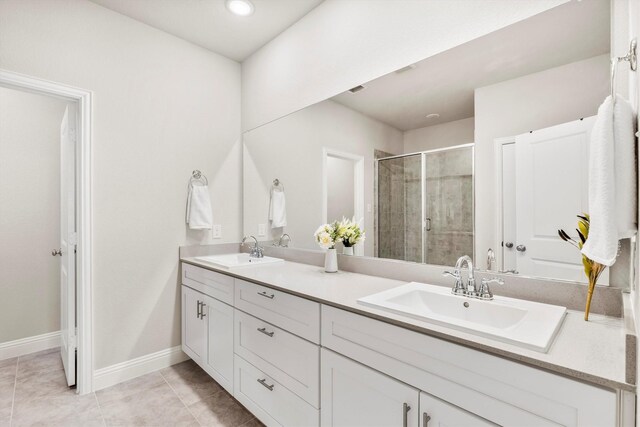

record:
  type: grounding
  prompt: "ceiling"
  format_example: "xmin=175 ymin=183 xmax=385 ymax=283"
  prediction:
xmin=88 ymin=0 xmax=323 ymax=61
xmin=331 ymin=0 xmax=610 ymax=132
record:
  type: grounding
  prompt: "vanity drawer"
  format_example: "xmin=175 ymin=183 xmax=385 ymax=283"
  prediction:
xmin=234 ymin=355 xmax=319 ymax=427
xmin=321 ymin=305 xmax=616 ymax=427
xmin=234 ymin=309 xmax=320 ymax=407
xmin=234 ymin=279 xmax=320 ymax=343
xmin=182 ymin=263 xmax=234 ymax=305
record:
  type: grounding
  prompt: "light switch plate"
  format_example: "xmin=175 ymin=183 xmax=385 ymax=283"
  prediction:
xmin=258 ymin=224 xmax=266 ymax=237
xmin=212 ymin=224 xmax=222 ymax=239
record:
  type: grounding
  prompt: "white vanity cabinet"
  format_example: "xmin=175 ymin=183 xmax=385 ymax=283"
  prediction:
xmin=181 ymin=264 xmax=236 ymax=394
xmin=321 ymin=305 xmax=616 ymax=427
xmin=321 ymin=348 xmax=419 ymax=427
xmin=202 ymin=294 xmax=234 ymax=393
xmin=181 ymin=285 xmax=207 ymax=363
xmin=181 ymin=262 xmax=624 ymax=427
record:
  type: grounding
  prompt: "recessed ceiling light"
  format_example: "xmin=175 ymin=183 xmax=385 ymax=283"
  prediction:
xmin=426 ymin=113 xmax=440 ymax=119
xmin=226 ymin=0 xmax=254 ymax=16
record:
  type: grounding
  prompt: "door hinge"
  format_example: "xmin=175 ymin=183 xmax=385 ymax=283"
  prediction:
xmin=68 ymin=232 xmax=78 ymax=245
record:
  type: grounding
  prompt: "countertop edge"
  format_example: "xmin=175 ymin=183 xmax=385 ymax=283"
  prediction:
xmin=180 ymin=258 xmax=635 ymax=393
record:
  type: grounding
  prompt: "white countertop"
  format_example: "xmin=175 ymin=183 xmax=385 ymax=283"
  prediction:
xmin=181 ymin=256 xmax=632 ymax=392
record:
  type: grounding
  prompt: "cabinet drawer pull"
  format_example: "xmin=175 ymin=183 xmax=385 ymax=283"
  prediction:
xmin=403 ymin=403 xmax=411 ymax=427
xmin=200 ymin=303 xmax=207 ymax=318
xmin=257 ymin=291 xmax=275 ymax=299
xmin=257 ymin=378 xmax=274 ymax=391
xmin=196 ymin=300 xmax=202 ymax=319
xmin=423 ymin=412 xmax=431 ymax=427
xmin=257 ymin=327 xmax=274 ymax=337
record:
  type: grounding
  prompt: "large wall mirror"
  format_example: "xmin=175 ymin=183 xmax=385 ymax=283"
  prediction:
xmin=243 ymin=1 xmax=632 ymax=287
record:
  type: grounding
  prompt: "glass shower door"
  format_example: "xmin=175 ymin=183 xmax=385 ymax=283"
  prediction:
xmin=423 ymin=146 xmax=474 ymax=266
xmin=377 ymin=154 xmax=423 ymax=263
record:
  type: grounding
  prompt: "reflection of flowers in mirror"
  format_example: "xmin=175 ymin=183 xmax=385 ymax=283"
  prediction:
xmin=338 ymin=217 xmax=365 ymax=248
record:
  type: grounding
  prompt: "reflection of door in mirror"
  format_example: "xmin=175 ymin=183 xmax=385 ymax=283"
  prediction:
xmin=496 ymin=116 xmax=608 ymax=284
xmin=323 ymin=149 xmax=364 ymax=255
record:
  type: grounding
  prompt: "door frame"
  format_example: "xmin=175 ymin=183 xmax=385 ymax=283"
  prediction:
xmin=0 ymin=69 xmax=94 ymax=394
xmin=493 ymin=136 xmax=516 ymax=271
xmin=322 ymin=148 xmax=365 ymax=256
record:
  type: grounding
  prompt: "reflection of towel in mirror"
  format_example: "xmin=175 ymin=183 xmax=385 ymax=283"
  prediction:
xmin=582 ymin=96 xmax=637 ymax=266
xmin=269 ymin=190 xmax=287 ymax=228
xmin=186 ymin=185 xmax=213 ymax=230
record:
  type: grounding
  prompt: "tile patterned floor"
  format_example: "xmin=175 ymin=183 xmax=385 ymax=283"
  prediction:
xmin=0 ymin=348 xmax=263 ymax=427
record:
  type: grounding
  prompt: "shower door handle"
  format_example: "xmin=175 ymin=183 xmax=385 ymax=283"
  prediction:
xmin=425 ymin=218 xmax=431 ymax=231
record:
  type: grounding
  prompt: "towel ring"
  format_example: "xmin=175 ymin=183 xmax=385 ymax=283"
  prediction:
xmin=189 ymin=170 xmax=208 ymax=189
xmin=611 ymin=38 xmax=637 ymax=101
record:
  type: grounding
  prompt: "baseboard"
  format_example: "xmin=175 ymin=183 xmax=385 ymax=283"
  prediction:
xmin=0 ymin=331 xmax=61 ymax=361
xmin=93 ymin=345 xmax=189 ymax=391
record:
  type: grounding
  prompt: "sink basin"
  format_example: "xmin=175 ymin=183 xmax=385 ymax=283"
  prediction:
xmin=358 ymin=282 xmax=566 ymax=352
xmin=195 ymin=253 xmax=283 ymax=269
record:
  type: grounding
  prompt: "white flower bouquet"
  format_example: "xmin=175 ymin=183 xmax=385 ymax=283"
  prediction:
xmin=314 ymin=222 xmax=341 ymax=249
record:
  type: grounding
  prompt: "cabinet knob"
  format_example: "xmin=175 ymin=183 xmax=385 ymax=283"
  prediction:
xmin=51 ymin=249 xmax=62 ymax=256
xmin=516 ymin=244 xmax=527 ymax=252
xmin=504 ymin=242 xmax=514 ymax=249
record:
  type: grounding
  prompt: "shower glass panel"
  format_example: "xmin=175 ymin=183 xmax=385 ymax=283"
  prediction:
xmin=376 ymin=145 xmax=473 ymax=265
xmin=377 ymin=154 xmax=423 ymax=263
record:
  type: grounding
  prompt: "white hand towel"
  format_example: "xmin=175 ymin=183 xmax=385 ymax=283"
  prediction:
xmin=582 ymin=96 xmax=637 ymax=266
xmin=269 ymin=190 xmax=287 ymax=228
xmin=186 ymin=185 xmax=213 ymax=230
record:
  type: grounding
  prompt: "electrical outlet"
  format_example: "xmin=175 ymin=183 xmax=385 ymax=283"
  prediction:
xmin=258 ymin=224 xmax=266 ymax=237
xmin=367 ymin=203 xmax=372 ymax=213
xmin=212 ymin=224 xmax=222 ymax=239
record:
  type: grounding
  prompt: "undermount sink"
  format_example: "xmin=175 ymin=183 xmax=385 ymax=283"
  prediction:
xmin=195 ymin=253 xmax=283 ymax=269
xmin=358 ymin=282 xmax=566 ymax=352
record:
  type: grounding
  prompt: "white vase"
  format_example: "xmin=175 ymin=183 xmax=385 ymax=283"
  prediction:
xmin=325 ymin=248 xmax=338 ymax=273
xmin=343 ymin=246 xmax=354 ymax=256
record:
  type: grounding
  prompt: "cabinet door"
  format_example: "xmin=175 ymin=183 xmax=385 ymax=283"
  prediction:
xmin=182 ymin=285 xmax=206 ymax=363
xmin=420 ymin=392 xmax=496 ymax=427
xmin=203 ymin=295 xmax=234 ymax=394
xmin=321 ymin=349 xmax=419 ymax=427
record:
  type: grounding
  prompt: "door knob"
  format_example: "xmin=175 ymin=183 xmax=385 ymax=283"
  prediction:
xmin=516 ymin=245 xmax=526 ymax=252
xmin=504 ymin=242 xmax=514 ymax=249
xmin=51 ymin=249 xmax=62 ymax=256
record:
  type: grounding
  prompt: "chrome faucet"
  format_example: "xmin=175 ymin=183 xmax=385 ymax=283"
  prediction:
xmin=456 ymin=255 xmax=476 ymax=294
xmin=241 ymin=235 xmax=264 ymax=258
xmin=444 ymin=255 xmax=504 ymax=300
xmin=274 ymin=233 xmax=291 ymax=248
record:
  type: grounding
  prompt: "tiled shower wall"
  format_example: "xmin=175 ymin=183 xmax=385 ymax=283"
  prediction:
xmin=376 ymin=146 xmax=473 ymax=267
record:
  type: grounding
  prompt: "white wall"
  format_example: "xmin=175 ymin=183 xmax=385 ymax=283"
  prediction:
xmin=243 ymin=99 xmax=403 ymax=256
xmin=0 ymin=0 xmax=242 ymax=369
xmin=0 ymin=87 xmax=68 ymax=343
xmin=474 ymin=54 xmax=610 ymax=262
xmin=403 ymin=117 xmax=474 ymax=153
xmin=241 ymin=0 xmax=566 ymax=131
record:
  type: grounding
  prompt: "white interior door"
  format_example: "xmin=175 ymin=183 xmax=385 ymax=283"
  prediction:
xmin=501 ymin=143 xmax=517 ymax=271
xmin=60 ymin=105 xmax=77 ymax=387
xmin=515 ymin=116 xmax=607 ymax=283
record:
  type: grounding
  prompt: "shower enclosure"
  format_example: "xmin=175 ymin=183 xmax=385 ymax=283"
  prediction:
xmin=376 ymin=144 xmax=473 ymax=266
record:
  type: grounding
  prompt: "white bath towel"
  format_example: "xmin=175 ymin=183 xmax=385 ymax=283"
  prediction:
xmin=269 ymin=190 xmax=287 ymax=228
xmin=582 ymin=96 xmax=637 ymax=266
xmin=186 ymin=185 xmax=213 ymax=230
